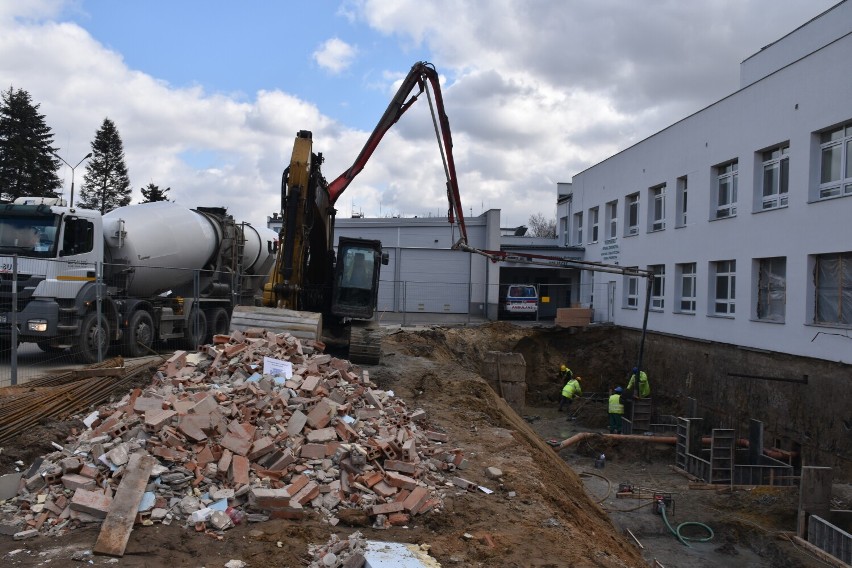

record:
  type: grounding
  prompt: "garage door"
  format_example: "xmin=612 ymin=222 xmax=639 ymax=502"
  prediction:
xmin=399 ymin=249 xmax=470 ymax=313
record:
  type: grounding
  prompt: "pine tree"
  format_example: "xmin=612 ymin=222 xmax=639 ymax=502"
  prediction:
xmin=78 ymin=118 xmax=131 ymax=213
xmin=0 ymin=87 xmax=62 ymax=202
xmin=140 ymin=182 xmax=171 ymax=203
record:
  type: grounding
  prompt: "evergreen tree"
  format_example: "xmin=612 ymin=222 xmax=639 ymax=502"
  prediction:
xmin=0 ymin=86 xmax=62 ymax=202
xmin=140 ymin=182 xmax=171 ymax=203
xmin=78 ymin=118 xmax=131 ymax=213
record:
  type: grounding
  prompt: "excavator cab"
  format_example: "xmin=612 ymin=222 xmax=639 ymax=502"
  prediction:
xmin=331 ymin=237 xmax=387 ymax=320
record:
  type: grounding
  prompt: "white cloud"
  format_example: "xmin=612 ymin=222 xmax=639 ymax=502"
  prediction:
xmin=0 ymin=0 xmax=839 ymax=232
xmin=312 ymin=37 xmax=358 ymax=75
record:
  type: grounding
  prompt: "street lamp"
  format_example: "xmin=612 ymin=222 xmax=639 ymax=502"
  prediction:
xmin=53 ymin=151 xmax=92 ymax=208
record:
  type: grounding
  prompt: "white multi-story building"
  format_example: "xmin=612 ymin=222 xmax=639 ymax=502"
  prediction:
xmin=562 ymin=0 xmax=852 ymax=364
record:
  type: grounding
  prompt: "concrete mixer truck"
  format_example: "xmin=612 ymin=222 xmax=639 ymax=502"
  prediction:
xmin=0 ymin=197 xmax=277 ymax=363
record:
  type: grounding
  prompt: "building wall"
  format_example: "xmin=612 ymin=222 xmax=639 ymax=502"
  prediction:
xmin=569 ymin=12 xmax=852 ymax=364
xmin=335 ymin=212 xmax=497 ymax=315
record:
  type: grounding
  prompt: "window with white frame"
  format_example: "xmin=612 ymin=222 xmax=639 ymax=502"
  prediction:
xmin=650 ymin=184 xmax=666 ymax=231
xmin=676 ymin=262 xmax=696 ymax=313
xmin=713 ymin=260 xmax=736 ymax=315
xmin=560 ymin=216 xmax=569 ymax=246
xmin=761 ymin=145 xmax=789 ymax=210
xmin=756 ymin=257 xmax=786 ymax=322
xmin=818 ymin=123 xmax=852 ymax=199
xmin=814 ymin=252 xmax=852 ymax=326
xmin=606 ymin=200 xmax=618 ymax=239
xmin=676 ymin=175 xmax=688 ymax=227
xmin=624 ymin=269 xmax=639 ymax=309
xmin=649 ymin=264 xmax=665 ymax=310
xmin=573 ymin=212 xmax=583 ymax=246
xmin=588 ymin=207 xmax=599 ymax=243
xmin=625 ymin=193 xmax=639 ymax=235
xmin=715 ymin=160 xmax=738 ymax=219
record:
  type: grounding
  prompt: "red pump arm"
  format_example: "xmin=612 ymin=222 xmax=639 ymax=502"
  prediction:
xmin=326 ymin=61 xmax=467 ymax=245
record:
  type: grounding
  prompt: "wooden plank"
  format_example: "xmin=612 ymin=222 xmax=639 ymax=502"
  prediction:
xmin=93 ymin=453 xmax=156 ymax=557
xmin=230 ymin=305 xmax=322 ymax=340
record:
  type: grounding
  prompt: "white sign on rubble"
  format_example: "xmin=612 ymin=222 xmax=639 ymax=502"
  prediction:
xmin=263 ymin=356 xmax=293 ymax=379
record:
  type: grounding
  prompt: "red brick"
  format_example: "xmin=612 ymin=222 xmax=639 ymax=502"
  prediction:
xmin=372 ymin=481 xmax=398 ymax=498
xmin=369 ymin=501 xmax=405 ymax=516
xmin=61 ymin=474 xmax=96 ymax=491
xmin=248 ymin=436 xmax=275 ymax=460
xmin=299 ymin=444 xmax=326 ymax=459
xmin=231 ymin=455 xmax=250 ymax=485
xmin=220 ymin=432 xmax=252 ymax=456
xmin=388 ymin=512 xmax=410 ymax=526
xmin=384 ymin=460 xmax=419 ymax=475
xmin=289 ymin=481 xmax=319 ymax=506
xmin=305 ymin=399 xmax=333 ymax=429
xmin=403 ymin=486 xmax=430 ymax=514
xmin=425 ymin=431 xmax=449 ymax=442
xmin=285 ymin=475 xmax=309 ymax=496
xmin=78 ymin=464 xmax=100 ymax=479
xmin=385 ymin=471 xmax=417 ymax=491
xmin=249 ymin=487 xmax=291 ymax=508
xmin=306 ymin=427 xmax=336 ymax=443
xmin=178 ymin=414 xmax=208 ymax=442
xmin=70 ymin=489 xmax=112 ymax=519
xmin=217 ymin=449 xmax=233 ymax=476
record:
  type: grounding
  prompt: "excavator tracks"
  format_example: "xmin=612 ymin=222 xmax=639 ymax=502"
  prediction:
xmin=348 ymin=323 xmax=382 ymax=365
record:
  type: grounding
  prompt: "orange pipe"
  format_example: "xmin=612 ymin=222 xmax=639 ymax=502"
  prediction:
xmin=557 ymin=432 xmax=677 ymax=450
xmin=698 ymin=436 xmax=797 ymax=460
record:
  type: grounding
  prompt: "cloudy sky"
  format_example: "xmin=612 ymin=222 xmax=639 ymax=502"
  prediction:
xmin=0 ymin=0 xmax=837 ymax=229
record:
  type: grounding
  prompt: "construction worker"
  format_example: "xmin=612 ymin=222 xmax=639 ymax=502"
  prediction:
xmin=608 ymin=386 xmax=624 ymax=434
xmin=627 ymin=367 xmax=651 ymax=398
xmin=558 ymin=363 xmax=573 ymax=383
xmin=559 ymin=375 xmax=582 ymax=419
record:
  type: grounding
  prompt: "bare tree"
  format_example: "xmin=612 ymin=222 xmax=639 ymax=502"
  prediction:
xmin=528 ymin=212 xmax=556 ymax=238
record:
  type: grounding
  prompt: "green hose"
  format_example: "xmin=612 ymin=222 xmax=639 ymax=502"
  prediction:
xmin=659 ymin=502 xmax=714 ymax=547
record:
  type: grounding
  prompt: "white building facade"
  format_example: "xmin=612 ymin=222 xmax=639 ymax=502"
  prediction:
xmin=564 ymin=1 xmax=852 ymax=363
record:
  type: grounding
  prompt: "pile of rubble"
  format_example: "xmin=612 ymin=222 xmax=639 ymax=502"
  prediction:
xmin=0 ymin=328 xmax=471 ymax=545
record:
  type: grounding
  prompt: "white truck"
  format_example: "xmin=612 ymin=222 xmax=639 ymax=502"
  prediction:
xmin=0 ymin=197 xmax=277 ymax=362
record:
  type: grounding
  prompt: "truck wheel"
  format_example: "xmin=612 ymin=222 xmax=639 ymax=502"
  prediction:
xmin=74 ymin=312 xmax=110 ymax=364
xmin=122 ymin=310 xmax=154 ymax=358
xmin=182 ymin=308 xmax=207 ymax=351
xmin=207 ymin=307 xmax=230 ymax=341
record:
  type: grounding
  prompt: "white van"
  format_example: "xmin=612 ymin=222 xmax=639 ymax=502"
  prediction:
xmin=500 ymin=284 xmax=538 ymax=318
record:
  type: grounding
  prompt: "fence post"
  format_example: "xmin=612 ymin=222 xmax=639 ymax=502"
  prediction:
xmin=194 ymin=269 xmax=201 ymax=345
xmin=467 ymin=280 xmax=471 ymax=324
xmin=96 ymin=261 xmax=103 ymax=363
xmin=10 ymin=255 xmax=18 ymax=386
xmin=402 ymin=281 xmax=407 ymax=327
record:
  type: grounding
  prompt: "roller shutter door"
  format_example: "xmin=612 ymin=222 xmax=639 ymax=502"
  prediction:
xmin=399 ymin=249 xmax=470 ymax=313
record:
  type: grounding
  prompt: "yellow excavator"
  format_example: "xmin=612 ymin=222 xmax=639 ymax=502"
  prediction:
xmin=231 ymin=62 xmax=468 ymax=364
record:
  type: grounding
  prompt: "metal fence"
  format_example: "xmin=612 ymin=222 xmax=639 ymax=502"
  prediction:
xmin=808 ymin=514 xmax=852 ymax=565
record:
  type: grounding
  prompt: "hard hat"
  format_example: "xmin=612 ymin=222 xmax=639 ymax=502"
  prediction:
xmin=632 ymin=367 xmax=639 ymax=373
xmin=560 ymin=364 xmax=568 ymax=372
xmin=575 ymin=376 xmax=582 ymax=382
xmin=614 ymin=386 xmax=623 ymax=393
